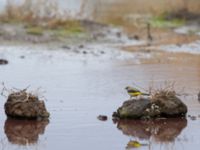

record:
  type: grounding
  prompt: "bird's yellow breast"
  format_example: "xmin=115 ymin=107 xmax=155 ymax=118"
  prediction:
xmin=128 ymin=92 xmax=141 ymax=97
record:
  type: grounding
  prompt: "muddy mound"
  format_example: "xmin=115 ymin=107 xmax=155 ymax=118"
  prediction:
xmin=4 ymin=90 xmax=50 ymax=119
xmin=113 ymin=90 xmax=187 ymax=119
xmin=150 ymin=91 xmax=187 ymax=117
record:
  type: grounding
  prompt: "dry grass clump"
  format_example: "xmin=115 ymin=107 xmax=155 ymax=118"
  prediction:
xmin=0 ymin=0 xmax=60 ymax=24
xmin=151 ymin=90 xmax=176 ymax=102
xmin=26 ymin=26 xmax=44 ymax=36
xmin=1 ymin=83 xmax=46 ymax=100
xmin=0 ymin=0 xmax=82 ymax=30
xmin=7 ymin=89 xmax=39 ymax=104
xmin=0 ymin=0 xmax=86 ymax=38
xmin=149 ymin=81 xmax=179 ymax=102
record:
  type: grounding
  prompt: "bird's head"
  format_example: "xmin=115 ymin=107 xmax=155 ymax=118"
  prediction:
xmin=125 ymin=86 xmax=131 ymax=90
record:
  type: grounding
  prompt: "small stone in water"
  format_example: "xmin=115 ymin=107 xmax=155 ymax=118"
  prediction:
xmin=0 ymin=59 xmax=8 ymax=65
xmin=82 ymin=51 xmax=87 ymax=54
xmin=97 ymin=115 xmax=108 ymax=121
xmin=190 ymin=116 xmax=197 ymax=120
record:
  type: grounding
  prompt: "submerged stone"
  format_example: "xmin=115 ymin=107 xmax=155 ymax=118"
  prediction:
xmin=4 ymin=91 xmax=50 ymax=119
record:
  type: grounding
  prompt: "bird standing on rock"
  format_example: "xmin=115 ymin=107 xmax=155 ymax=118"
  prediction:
xmin=125 ymin=86 xmax=150 ymax=99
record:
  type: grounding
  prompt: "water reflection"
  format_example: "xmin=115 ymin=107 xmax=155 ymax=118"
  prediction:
xmin=4 ymin=118 xmax=49 ymax=145
xmin=115 ymin=118 xmax=187 ymax=143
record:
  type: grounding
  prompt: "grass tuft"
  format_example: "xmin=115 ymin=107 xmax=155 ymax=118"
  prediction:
xmin=150 ymin=16 xmax=185 ymax=28
xmin=26 ymin=27 xmax=44 ymax=36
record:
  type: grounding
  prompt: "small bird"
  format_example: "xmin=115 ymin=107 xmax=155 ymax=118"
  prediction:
xmin=125 ymin=86 xmax=150 ymax=99
xmin=198 ymin=92 xmax=200 ymax=101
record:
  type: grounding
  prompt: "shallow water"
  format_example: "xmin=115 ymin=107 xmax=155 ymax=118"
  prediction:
xmin=0 ymin=46 xmax=199 ymax=150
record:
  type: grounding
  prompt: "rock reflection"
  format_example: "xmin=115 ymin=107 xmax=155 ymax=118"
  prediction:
xmin=4 ymin=118 xmax=49 ymax=145
xmin=115 ymin=118 xmax=187 ymax=143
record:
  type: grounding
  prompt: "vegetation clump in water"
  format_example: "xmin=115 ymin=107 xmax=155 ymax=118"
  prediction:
xmin=4 ymin=88 xmax=50 ymax=120
xmin=113 ymin=85 xmax=187 ymax=119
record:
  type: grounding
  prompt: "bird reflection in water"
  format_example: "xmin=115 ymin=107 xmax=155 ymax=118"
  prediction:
xmin=114 ymin=118 xmax=187 ymax=149
xmin=4 ymin=118 xmax=49 ymax=145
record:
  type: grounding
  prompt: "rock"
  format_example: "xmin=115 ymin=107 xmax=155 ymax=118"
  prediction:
xmin=62 ymin=45 xmax=71 ymax=49
xmin=4 ymin=91 xmax=50 ymax=119
xmin=113 ymin=91 xmax=187 ymax=119
xmin=128 ymin=35 xmax=140 ymax=40
xmin=116 ymin=32 xmax=121 ymax=38
xmin=19 ymin=55 xmax=25 ymax=59
xmin=190 ymin=116 xmax=197 ymax=120
xmin=113 ymin=99 xmax=151 ymax=119
xmin=79 ymin=44 xmax=84 ymax=49
xmin=0 ymin=59 xmax=8 ymax=65
xmin=82 ymin=51 xmax=87 ymax=54
xmin=100 ymin=51 xmax=105 ymax=54
xmin=97 ymin=115 xmax=108 ymax=121
xmin=149 ymin=91 xmax=188 ymax=117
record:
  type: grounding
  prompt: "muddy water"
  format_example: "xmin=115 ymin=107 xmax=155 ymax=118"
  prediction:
xmin=0 ymin=46 xmax=199 ymax=150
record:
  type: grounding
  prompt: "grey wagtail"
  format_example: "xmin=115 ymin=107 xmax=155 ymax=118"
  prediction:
xmin=125 ymin=86 xmax=150 ymax=99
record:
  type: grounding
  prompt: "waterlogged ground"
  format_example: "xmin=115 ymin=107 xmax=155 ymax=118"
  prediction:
xmin=0 ymin=44 xmax=199 ymax=150
xmin=0 ymin=1 xmax=199 ymax=149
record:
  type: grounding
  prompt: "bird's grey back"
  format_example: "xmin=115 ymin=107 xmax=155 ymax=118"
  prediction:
xmin=126 ymin=87 xmax=140 ymax=93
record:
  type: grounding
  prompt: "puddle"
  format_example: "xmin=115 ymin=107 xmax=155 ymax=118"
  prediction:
xmin=0 ymin=45 xmax=199 ymax=150
xmin=159 ymin=40 xmax=200 ymax=54
xmin=175 ymin=25 xmax=200 ymax=35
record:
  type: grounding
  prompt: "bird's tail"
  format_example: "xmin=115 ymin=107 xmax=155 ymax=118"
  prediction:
xmin=141 ymin=93 xmax=150 ymax=96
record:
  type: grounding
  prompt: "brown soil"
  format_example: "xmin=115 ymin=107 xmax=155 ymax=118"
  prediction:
xmin=122 ymin=27 xmax=200 ymax=65
xmin=124 ymin=27 xmax=199 ymax=46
